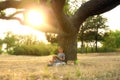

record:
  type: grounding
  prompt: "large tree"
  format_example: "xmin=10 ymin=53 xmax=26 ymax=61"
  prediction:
xmin=0 ymin=0 xmax=120 ymax=62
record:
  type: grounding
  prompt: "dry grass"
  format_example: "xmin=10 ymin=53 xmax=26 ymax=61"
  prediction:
xmin=0 ymin=53 xmax=120 ymax=80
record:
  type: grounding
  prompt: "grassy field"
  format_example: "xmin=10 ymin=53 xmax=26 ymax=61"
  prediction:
xmin=0 ymin=53 xmax=120 ymax=80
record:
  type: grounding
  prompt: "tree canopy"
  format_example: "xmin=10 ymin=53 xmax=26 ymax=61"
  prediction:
xmin=0 ymin=0 xmax=119 ymax=34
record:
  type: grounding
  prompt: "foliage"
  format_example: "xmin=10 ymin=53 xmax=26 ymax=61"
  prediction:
xmin=16 ymin=34 xmax=38 ymax=45
xmin=0 ymin=39 xmax=3 ymax=54
xmin=77 ymin=47 xmax=115 ymax=53
xmin=0 ymin=39 xmax=2 ymax=45
xmin=78 ymin=15 xmax=108 ymax=41
xmin=77 ymin=30 xmax=120 ymax=53
xmin=0 ymin=31 xmax=58 ymax=56
xmin=45 ymin=33 xmax=58 ymax=44
xmin=13 ymin=44 xmax=50 ymax=56
xmin=0 ymin=47 xmax=2 ymax=54
xmin=13 ymin=42 xmax=58 ymax=56
xmin=47 ymin=43 xmax=58 ymax=55
xmin=102 ymin=30 xmax=120 ymax=50
xmin=3 ymin=32 xmax=17 ymax=54
xmin=64 ymin=0 xmax=86 ymax=15
xmin=78 ymin=15 xmax=108 ymax=52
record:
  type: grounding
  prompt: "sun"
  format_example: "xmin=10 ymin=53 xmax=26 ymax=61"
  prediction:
xmin=25 ymin=9 xmax=45 ymax=27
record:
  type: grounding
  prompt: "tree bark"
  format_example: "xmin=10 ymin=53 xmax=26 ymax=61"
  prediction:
xmin=58 ymin=33 xmax=78 ymax=62
xmin=81 ymin=25 xmax=84 ymax=53
xmin=95 ymin=26 xmax=98 ymax=52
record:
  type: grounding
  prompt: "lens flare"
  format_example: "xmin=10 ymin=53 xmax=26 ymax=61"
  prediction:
xmin=25 ymin=9 xmax=45 ymax=26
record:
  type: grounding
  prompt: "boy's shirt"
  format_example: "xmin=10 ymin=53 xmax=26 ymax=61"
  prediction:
xmin=55 ymin=53 xmax=65 ymax=63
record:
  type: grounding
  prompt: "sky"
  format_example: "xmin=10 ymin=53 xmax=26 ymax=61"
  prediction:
xmin=0 ymin=19 xmax=48 ymax=42
xmin=102 ymin=5 xmax=120 ymax=31
xmin=0 ymin=4 xmax=120 ymax=42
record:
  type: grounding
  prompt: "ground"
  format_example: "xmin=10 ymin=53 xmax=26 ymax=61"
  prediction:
xmin=0 ymin=52 xmax=120 ymax=80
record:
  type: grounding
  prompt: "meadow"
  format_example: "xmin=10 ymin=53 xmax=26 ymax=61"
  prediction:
xmin=0 ymin=53 xmax=120 ymax=80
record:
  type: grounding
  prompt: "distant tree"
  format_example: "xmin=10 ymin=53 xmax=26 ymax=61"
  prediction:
xmin=3 ymin=32 xmax=17 ymax=54
xmin=113 ymin=31 xmax=120 ymax=48
xmin=45 ymin=33 xmax=58 ymax=44
xmin=0 ymin=39 xmax=3 ymax=54
xmin=16 ymin=34 xmax=38 ymax=45
xmin=0 ymin=39 xmax=3 ymax=45
xmin=103 ymin=30 xmax=120 ymax=49
xmin=78 ymin=15 xmax=108 ymax=52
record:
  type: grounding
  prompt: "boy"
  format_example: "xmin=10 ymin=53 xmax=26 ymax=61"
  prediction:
xmin=48 ymin=47 xmax=65 ymax=66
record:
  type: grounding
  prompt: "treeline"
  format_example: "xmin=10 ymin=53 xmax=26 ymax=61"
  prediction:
xmin=0 ymin=32 xmax=57 ymax=56
xmin=77 ymin=30 xmax=120 ymax=53
xmin=0 ymin=30 xmax=120 ymax=55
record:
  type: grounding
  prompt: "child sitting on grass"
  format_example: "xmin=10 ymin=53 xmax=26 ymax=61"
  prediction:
xmin=48 ymin=47 xmax=66 ymax=66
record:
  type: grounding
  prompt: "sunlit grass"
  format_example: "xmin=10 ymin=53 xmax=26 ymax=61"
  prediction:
xmin=0 ymin=53 xmax=120 ymax=80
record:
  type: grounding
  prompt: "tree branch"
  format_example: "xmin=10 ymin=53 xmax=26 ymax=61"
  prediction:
xmin=0 ymin=0 xmax=63 ymax=34
xmin=0 ymin=16 xmax=24 ymax=24
xmin=32 ymin=24 xmax=66 ymax=34
xmin=0 ymin=14 xmax=63 ymax=34
xmin=0 ymin=0 xmax=39 ymax=10
xmin=9 ymin=10 xmax=23 ymax=17
xmin=0 ymin=10 xmax=24 ymax=24
xmin=92 ymin=1 xmax=120 ymax=15
xmin=0 ymin=0 xmax=76 ymax=35
xmin=0 ymin=9 xmax=64 ymax=34
xmin=73 ymin=0 xmax=120 ymax=30
xmin=0 ymin=0 xmax=23 ymax=10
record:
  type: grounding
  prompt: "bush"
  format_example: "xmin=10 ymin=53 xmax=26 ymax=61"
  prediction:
xmin=7 ymin=49 xmax=14 ymax=55
xmin=0 ymin=46 xmax=3 ymax=54
xmin=0 ymin=50 xmax=2 ymax=54
xmin=47 ymin=43 xmax=58 ymax=55
xmin=77 ymin=47 xmax=116 ymax=53
xmin=98 ymin=47 xmax=115 ymax=52
xmin=12 ymin=43 xmax=58 ymax=56
xmin=13 ymin=44 xmax=50 ymax=56
xmin=77 ymin=47 xmax=95 ymax=53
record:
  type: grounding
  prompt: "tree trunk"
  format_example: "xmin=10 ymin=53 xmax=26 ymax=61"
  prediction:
xmin=95 ymin=26 xmax=98 ymax=52
xmin=58 ymin=33 xmax=77 ymax=62
xmin=95 ymin=40 xmax=98 ymax=52
xmin=81 ymin=40 xmax=84 ymax=53
xmin=81 ymin=26 xmax=84 ymax=53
